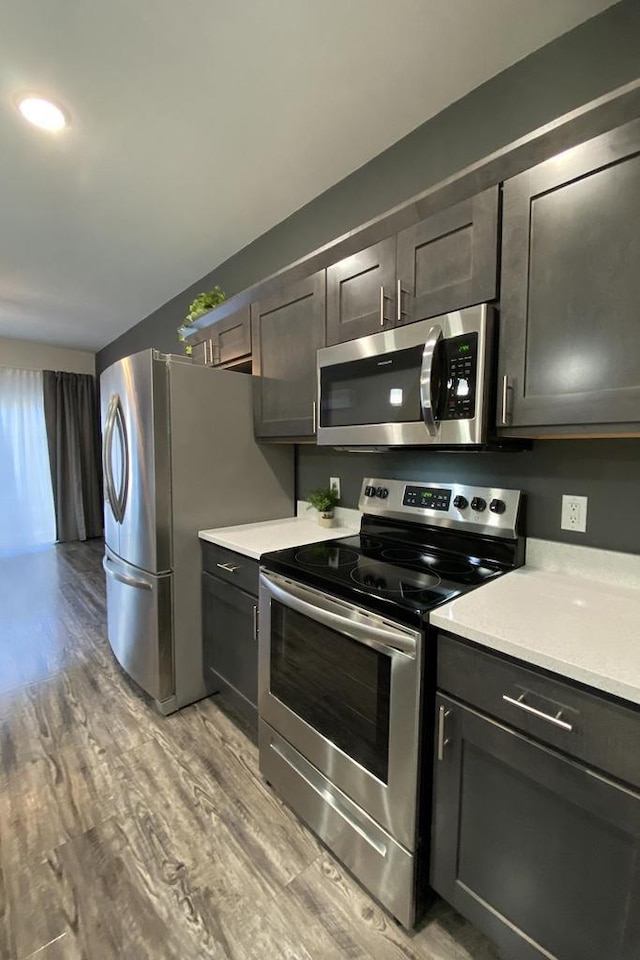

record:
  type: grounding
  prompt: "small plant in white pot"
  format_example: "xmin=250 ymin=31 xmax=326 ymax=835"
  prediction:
xmin=307 ymin=487 xmax=340 ymax=527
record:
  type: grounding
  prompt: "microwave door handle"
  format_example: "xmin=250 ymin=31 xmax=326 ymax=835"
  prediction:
xmin=260 ymin=571 xmax=417 ymax=658
xmin=419 ymin=323 xmax=443 ymax=437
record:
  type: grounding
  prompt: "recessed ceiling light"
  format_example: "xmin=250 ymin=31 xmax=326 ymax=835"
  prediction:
xmin=17 ymin=96 xmax=68 ymax=132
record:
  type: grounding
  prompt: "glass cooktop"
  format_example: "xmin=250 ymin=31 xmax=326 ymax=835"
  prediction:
xmin=262 ymin=532 xmax=505 ymax=624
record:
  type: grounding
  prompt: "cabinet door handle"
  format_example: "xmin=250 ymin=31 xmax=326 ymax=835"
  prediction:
xmin=502 ymin=693 xmax=573 ymax=732
xmin=202 ymin=339 xmax=208 ymax=365
xmin=216 ymin=562 xmax=239 ymax=573
xmin=500 ymin=374 xmax=510 ymax=426
xmin=379 ymin=285 xmax=386 ymax=327
xmin=396 ymin=279 xmax=409 ymax=323
xmin=253 ymin=604 xmax=258 ymax=641
xmin=437 ymin=704 xmax=450 ymax=760
xmin=312 ymin=399 xmax=317 ymax=432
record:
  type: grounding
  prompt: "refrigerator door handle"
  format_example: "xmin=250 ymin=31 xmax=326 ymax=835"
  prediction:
xmin=103 ymin=555 xmax=152 ymax=590
xmin=102 ymin=395 xmax=119 ymax=520
xmin=113 ymin=396 xmax=130 ymax=524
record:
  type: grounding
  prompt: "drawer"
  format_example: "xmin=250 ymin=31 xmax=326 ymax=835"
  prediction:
xmin=201 ymin=541 xmax=259 ymax=596
xmin=437 ymin=632 xmax=640 ymax=790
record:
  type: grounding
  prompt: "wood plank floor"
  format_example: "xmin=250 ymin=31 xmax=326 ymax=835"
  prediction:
xmin=0 ymin=540 xmax=502 ymax=960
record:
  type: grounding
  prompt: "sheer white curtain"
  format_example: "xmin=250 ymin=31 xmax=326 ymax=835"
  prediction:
xmin=0 ymin=367 xmax=56 ymax=552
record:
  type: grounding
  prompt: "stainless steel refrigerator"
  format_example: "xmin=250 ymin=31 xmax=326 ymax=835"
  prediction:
xmin=100 ymin=349 xmax=293 ymax=714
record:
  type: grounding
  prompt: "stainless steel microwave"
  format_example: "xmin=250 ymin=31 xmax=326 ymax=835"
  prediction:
xmin=317 ymin=304 xmax=495 ymax=448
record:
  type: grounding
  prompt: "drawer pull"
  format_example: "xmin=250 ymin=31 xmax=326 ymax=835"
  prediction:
xmin=253 ymin=604 xmax=258 ymax=641
xmin=502 ymin=693 xmax=573 ymax=732
xmin=216 ymin=562 xmax=239 ymax=573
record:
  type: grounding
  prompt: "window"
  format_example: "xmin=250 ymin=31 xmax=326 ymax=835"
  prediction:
xmin=0 ymin=367 xmax=56 ymax=552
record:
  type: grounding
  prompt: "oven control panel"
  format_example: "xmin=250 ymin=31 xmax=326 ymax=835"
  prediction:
xmin=360 ymin=477 xmax=522 ymax=539
xmin=402 ymin=485 xmax=451 ymax=511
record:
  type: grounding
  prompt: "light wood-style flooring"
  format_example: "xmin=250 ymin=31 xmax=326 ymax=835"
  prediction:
xmin=0 ymin=540 xmax=501 ymax=960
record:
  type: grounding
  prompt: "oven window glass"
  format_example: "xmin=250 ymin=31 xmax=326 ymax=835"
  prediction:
xmin=320 ymin=345 xmax=423 ymax=426
xmin=270 ymin=601 xmax=391 ymax=783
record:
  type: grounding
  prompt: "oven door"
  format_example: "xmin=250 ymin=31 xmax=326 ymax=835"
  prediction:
xmin=317 ymin=304 xmax=492 ymax=447
xmin=258 ymin=569 xmax=423 ymax=851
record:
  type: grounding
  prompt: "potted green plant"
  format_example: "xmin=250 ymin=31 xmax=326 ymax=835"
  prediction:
xmin=177 ymin=286 xmax=226 ymax=356
xmin=307 ymin=487 xmax=340 ymax=527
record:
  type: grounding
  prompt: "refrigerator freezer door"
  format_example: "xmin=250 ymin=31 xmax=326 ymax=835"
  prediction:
xmin=100 ymin=350 xmax=171 ymax=573
xmin=103 ymin=548 xmax=174 ymax=702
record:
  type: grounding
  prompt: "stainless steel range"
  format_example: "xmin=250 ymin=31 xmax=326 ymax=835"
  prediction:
xmin=258 ymin=477 xmax=524 ymax=928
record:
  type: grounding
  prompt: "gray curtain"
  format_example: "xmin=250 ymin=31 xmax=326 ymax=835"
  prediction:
xmin=42 ymin=371 xmax=103 ymax=542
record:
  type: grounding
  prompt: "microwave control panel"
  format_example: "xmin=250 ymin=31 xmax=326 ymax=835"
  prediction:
xmin=440 ymin=333 xmax=478 ymax=420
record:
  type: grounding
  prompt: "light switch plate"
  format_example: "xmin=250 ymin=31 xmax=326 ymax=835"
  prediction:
xmin=561 ymin=495 xmax=588 ymax=533
xmin=329 ymin=477 xmax=341 ymax=500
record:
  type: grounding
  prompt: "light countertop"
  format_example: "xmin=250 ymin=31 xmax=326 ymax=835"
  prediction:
xmin=431 ymin=539 xmax=640 ymax=706
xmin=199 ymin=504 xmax=359 ymax=560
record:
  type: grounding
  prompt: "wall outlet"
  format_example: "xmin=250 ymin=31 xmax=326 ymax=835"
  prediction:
xmin=329 ymin=477 xmax=341 ymax=500
xmin=561 ymin=494 xmax=588 ymax=533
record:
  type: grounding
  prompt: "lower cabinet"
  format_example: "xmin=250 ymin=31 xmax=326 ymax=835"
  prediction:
xmin=201 ymin=556 xmax=259 ymax=717
xmin=431 ymin=636 xmax=640 ymax=960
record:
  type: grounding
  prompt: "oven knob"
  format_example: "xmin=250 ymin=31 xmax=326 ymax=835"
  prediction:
xmin=364 ymin=485 xmax=376 ymax=497
xmin=376 ymin=487 xmax=389 ymax=499
xmin=453 ymin=495 xmax=468 ymax=510
xmin=470 ymin=496 xmax=487 ymax=512
xmin=490 ymin=498 xmax=506 ymax=514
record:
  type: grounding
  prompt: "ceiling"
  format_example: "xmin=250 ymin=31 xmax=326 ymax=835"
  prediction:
xmin=0 ymin=0 xmax=618 ymax=352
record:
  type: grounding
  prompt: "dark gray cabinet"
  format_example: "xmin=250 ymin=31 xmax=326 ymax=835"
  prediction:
xmin=201 ymin=543 xmax=259 ymax=717
xmin=498 ymin=116 xmax=640 ymax=435
xmin=326 ymin=188 xmax=499 ymax=346
xmin=431 ymin=635 xmax=640 ymax=960
xmin=191 ymin=304 xmax=251 ymax=368
xmin=326 ymin=238 xmax=396 ymax=344
xmin=252 ymin=270 xmax=326 ymax=439
xmin=396 ymin=187 xmax=499 ymax=327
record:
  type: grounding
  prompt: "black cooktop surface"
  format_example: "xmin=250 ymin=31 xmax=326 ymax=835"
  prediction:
xmin=262 ymin=530 xmax=507 ymax=625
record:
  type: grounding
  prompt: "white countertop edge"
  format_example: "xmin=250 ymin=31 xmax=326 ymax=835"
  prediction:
xmin=198 ymin=502 xmax=360 ymax=560
xmin=430 ymin=605 xmax=640 ymax=707
xmin=526 ymin=537 xmax=640 ymax=589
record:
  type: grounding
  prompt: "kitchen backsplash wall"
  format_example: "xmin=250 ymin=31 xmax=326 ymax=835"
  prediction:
xmin=297 ymin=440 xmax=640 ymax=555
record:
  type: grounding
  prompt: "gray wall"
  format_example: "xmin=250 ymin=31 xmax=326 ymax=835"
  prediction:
xmin=97 ymin=0 xmax=640 ymax=555
xmin=297 ymin=441 xmax=640 ymax=555
xmin=97 ymin=0 xmax=640 ymax=376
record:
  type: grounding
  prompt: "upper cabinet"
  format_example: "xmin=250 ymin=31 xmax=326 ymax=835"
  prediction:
xmin=325 ymin=187 xmax=499 ymax=346
xmin=396 ymin=187 xmax=499 ymax=327
xmin=252 ymin=271 xmax=326 ymax=440
xmin=498 ymin=117 xmax=640 ymax=436
xmin=190 ymin=304 xmax=251 ymax=368
xmin=326 ymin=238 xmax=396 ymax=344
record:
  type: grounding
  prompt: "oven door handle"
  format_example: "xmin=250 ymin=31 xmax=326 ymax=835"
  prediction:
xmin=260 ymin=570 xmax=418 ymax=658
xmin=419 ymin=322 xmax=443 ymax=438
